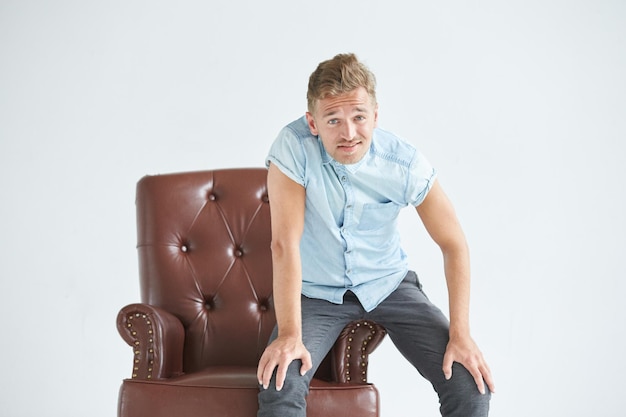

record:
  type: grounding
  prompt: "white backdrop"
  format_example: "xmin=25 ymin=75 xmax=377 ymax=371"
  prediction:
xmin=1 ymin=1 xmax=625 ymax=416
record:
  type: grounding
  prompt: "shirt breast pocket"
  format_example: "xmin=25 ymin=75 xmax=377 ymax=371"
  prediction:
xmin=357 ymin=202 xmax=401 ymax=230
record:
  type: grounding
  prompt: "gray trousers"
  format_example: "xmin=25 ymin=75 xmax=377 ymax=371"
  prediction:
xmin=257 ymin=271 xmax=491 ymax=416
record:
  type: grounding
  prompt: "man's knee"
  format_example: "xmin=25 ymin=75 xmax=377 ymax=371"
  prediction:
xmin=438 ymin=363 xmax=491 ymax=417
xmin=257 ymin=362 xmax=311 ymax=417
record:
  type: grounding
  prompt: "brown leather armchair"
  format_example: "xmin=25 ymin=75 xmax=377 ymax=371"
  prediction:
xmin=117 ymin=168 xmax=387 ymax=417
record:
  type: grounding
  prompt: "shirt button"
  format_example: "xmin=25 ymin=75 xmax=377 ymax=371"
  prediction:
xmin=341 ymin=176 xmax=347 ymax=182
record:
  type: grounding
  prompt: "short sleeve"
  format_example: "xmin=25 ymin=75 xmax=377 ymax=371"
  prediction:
xmin=265 ymin=126 xmax=307 ymax=186
xmin=406 ymin=149 xmax=437 ymax=207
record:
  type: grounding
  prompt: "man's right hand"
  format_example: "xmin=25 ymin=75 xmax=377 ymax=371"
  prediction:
xmin=257 ymin=336 xmax=313 ymax=391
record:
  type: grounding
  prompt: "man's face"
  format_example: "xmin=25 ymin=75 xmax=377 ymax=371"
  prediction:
xmin=306 ymin=87 xmax=378 ymax=165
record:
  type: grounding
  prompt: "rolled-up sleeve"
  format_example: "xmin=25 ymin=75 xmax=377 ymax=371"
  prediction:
xmin=406 ymin=149 xmax=437 ymax=207
xmin=266 ymin=126 xmax=306 ymax=187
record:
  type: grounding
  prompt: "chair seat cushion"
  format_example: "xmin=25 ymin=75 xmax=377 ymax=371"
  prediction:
xmin=118 ymin=366 xmax=379 ymax=417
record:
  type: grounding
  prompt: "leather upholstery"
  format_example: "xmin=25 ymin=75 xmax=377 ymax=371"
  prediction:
xmin=117 ymin=168 xmax=386 ymax=416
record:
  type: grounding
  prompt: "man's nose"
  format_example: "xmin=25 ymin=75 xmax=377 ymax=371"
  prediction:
xmin=340 ymin=121 xmax=356 ymax=140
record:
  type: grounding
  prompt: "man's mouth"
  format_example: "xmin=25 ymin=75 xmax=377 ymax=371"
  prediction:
xmin=339 ymin=141 xmax=360 ymax=150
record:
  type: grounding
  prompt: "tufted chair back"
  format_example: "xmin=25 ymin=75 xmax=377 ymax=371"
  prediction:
xmin=117 ymin=168 xmax=386 ymax=417
xmin=136 ymin=168 xmax=274 ymax=372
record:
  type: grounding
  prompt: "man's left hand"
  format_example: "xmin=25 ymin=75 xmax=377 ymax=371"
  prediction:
xmin=442 ymin=334 xmax=496 ymax=395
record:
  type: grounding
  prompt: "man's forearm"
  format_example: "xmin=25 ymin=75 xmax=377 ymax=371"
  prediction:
xmin=443 ymin=244 xmax=472 ymax=338
xmin=271 ymin=249 xmax=304 ymax=339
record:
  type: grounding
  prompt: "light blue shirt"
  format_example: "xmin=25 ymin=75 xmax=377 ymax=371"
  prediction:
xmin=266 ymin=116 xmax=437 ymax=312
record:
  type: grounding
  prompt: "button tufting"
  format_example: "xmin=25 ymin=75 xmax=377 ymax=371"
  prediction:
xmin=262 ymin=194 xmax=269 ymax=203
xmin=234 ymin=247 xmax=244 ymax=257
xmin=208 ymin=193 xmax=217 ymax=201
xmin=181 ymin=245 xmax=188 ymax=253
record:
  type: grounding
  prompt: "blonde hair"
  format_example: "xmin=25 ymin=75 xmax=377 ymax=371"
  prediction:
xmin=307 ymin=53 xmax=377 ymax=113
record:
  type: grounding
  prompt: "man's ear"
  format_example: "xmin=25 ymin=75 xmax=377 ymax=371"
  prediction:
xmin=305 ymin=112 xmax=319 ymax=136
xmin=374 ymin=103 xmax=379 ymax=128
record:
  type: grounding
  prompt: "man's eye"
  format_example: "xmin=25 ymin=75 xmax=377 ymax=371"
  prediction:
xmin=328 ymin=119 xmax=339 ymax=125
xmin=355 ymin=116 xmax=365 ymax=122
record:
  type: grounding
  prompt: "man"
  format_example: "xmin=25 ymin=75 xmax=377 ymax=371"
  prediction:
xmin=257 ymin=53 xmax=495 ymax=417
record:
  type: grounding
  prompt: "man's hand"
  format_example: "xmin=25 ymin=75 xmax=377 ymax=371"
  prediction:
xmin=257 ymin=336 xmax=313 ymax=391
xmin=442 ymin=334 xmax=496 ymax=395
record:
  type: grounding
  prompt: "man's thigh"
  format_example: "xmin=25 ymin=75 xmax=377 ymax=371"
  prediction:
xmin=265 ymin=294 xmax=365 ymax=373
xmin=365 ymin=271 xmax=450 ymax=383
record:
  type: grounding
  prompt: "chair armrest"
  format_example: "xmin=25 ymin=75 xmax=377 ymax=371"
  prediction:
xmin=331 ymin=320 xmax=387 ymax=384
xmin=117 ymin=303 xmax=185 ymax=380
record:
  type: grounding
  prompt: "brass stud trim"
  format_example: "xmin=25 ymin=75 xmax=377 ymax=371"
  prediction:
xmin=126 ymin=312 xmax=155 ymax=380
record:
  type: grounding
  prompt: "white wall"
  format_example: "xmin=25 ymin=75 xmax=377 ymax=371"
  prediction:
xmin=1 ymin=1 xmax=624 ymax=416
